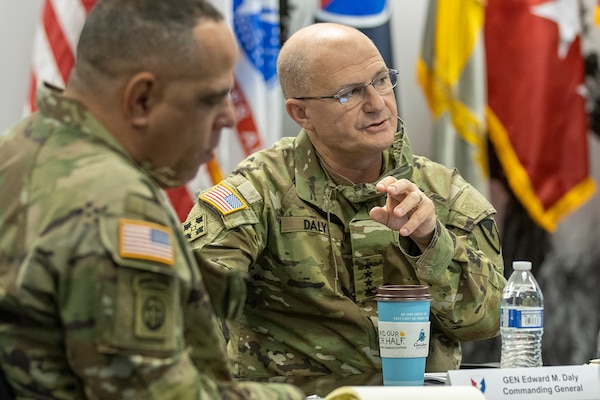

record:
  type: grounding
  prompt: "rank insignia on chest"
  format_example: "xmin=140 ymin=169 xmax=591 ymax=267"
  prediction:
xmin=200 ymin=183 xmax=247 ymax=215
xmin=183 ymin=213 xmax=206 ymax=241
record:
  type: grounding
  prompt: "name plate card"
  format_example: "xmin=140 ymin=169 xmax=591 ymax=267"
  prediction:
xmin=447 ymin=365 xmax=600 ymax=400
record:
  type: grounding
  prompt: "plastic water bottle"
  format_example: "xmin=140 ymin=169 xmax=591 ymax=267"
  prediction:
xmin=500 ymin=261 xmax=544 ymax=368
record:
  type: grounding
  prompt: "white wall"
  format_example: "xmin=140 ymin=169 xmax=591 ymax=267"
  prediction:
xmin=0 ymin=0 xmax=44 ymax=133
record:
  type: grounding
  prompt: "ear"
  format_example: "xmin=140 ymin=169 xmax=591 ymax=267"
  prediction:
xmin=122 ymin=72 xmax=157 ymax=129
xmin=285 ymin=99 xmax=314 ymax=131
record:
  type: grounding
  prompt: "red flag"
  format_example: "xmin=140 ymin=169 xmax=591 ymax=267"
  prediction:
xmin=485 ymin=0 xmax=595 ymax=232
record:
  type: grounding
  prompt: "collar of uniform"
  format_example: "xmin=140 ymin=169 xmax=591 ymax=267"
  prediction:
xmin=388 ymin=118 xmax=414 ymax=181
xmin=36 ymin=81 xmax=131 ymax=161
xmin=294 ymin=126 xmax=414 ymax=210
xmin=293 ymin=129 xmax=330 ymax=209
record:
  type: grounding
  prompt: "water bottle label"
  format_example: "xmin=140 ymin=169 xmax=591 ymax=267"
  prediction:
xmin=501 ymin=307 xmax=543 ymax=329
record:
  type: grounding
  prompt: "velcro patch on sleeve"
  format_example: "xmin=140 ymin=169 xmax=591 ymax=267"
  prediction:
xmin=119 ymin=219 xmax=174 ymax=265
xmin=183 ymin=213 xmax=206 ymax=241
xmin=200 ymin=183 xmax=247 ymax=215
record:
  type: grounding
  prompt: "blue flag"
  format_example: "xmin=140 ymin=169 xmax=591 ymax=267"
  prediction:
xmin=316 ymin=0 xmax=396 ymax=109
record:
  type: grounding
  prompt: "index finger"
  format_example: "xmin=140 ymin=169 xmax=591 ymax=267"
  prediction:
xmin=377 ymin=177 xmax=413 ymax=196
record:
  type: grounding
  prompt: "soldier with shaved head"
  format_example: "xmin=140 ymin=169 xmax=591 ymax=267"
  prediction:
xmin=185 ymin=22 xmax=506 ymax=395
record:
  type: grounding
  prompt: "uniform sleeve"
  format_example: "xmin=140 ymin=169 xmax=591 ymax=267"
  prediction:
xmin=397 ymin=179 xmax=506 ymax=342
xmin=31 ymin=191 xmax=301 ymax=399
xmin=184 ymin=185 xmax=263 ymax=320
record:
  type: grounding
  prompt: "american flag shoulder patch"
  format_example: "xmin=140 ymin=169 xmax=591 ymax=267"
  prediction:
xmin=200 ymin=183 xmax=247 ymax=215
xmin=119 ymin=219 xmax=174 ymax=265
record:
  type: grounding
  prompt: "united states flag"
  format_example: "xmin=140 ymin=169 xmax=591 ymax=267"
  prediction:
xmin=120 ymin=219 xmax=174 ymax=265
xmin=200 ymin=183 xmax=246 ymax=215
xmin=26 ymin=0 xmax=96 ymax=115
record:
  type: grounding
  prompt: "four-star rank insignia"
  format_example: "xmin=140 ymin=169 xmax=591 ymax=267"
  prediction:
xmin=183 ymin=213 xmax=206 ymax=241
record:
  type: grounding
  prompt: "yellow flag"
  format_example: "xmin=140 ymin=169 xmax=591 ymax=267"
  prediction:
xmin=416 ymin=0 xmax=488 ymax=195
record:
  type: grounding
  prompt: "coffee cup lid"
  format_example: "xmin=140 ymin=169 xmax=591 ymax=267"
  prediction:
xmin=374 ymin=285 xmax=431 ymax=301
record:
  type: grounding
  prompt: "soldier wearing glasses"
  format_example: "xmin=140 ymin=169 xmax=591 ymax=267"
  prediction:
xmin=184 ymin=22 xmax=505 ymax=393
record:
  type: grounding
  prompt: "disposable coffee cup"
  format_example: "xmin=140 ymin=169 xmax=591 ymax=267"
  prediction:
xmin=375 ymin=285 xmax=431 ymax=386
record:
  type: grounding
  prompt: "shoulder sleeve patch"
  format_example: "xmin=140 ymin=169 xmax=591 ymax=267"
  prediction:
xmin=479 ymin=218 xmax=501 ymax=254
xmin=119 ymin=219 xmax=174 ymax=265
xmin=183 ymin=213 xmax=206 ymax=241
xmin=200 ymin=183 xmax=247 ymax=215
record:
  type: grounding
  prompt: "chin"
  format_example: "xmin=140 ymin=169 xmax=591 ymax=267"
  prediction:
xmin=199 ymin=151 xmax=214 ymax=165
xmin=183 ymin=163 xmax=206 ymax=182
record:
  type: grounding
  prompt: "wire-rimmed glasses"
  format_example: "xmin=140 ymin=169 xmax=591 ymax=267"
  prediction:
xmin=293 ymin=68 xmax=398 ymax=106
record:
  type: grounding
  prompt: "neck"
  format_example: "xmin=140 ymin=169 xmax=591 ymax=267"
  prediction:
xmin=317 ymin=152 xmax=382 ymax=184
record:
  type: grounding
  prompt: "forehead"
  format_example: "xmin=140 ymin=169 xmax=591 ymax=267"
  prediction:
xmin=161 ymin=20 xmax=236 ymax=98
xmin=311 ymin=37 xmax=387 ymax=89
xmin=193 ymin=20 xmax=239 ymax=77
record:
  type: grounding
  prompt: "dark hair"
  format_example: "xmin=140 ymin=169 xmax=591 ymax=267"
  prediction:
xmin=76 ymin=0 xmax=223 ymax=77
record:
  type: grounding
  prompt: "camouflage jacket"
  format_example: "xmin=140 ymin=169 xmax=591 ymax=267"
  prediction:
xmin=185 ymin=125 xmax=506 ymax=390
xmin=0 ymin=83 xmax=303 ymax=400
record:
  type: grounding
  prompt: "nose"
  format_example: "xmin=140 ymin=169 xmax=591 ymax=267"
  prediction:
xmin=217 ymin=95 xmax=237 ymax=129
xmin=362 ymin=84 xmax=386 ymax=110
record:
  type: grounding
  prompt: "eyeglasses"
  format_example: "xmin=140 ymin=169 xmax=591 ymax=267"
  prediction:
xmin=294 ymin=68 xmax=398 ymax=106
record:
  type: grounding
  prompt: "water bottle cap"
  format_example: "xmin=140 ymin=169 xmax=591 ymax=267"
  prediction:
xmin=512 ymin=261 xmax=532 ymax=270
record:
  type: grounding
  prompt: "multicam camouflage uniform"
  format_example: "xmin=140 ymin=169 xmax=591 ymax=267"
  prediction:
xmin=0 ymin=83 xmax=303 ymax=400
xmin=185 ymin=122 xmax=506 ymax=389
